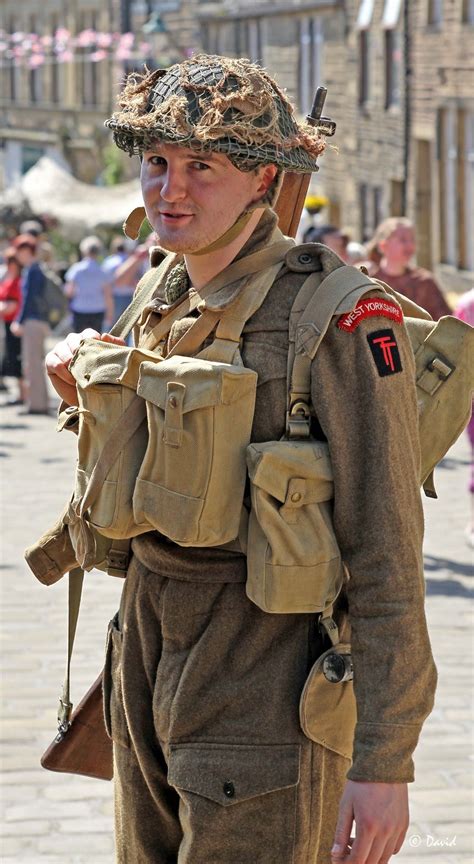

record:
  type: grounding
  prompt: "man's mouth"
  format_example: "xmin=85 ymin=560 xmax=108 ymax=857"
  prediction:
xmin=159 ymin=211 xmax=194 ymax=223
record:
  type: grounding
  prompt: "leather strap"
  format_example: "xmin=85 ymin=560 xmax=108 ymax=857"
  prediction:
xmin=57 ymin=567 xmax=84 ymax=732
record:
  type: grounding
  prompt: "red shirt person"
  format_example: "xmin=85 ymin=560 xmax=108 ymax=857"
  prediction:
xmin=371 ymin=218 xmax=451 ymax=320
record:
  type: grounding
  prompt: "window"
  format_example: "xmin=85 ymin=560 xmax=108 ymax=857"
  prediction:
xmin=438 ymin=106 xmax=474 ymax=271
xmin=358 ymin=30 xmax=370 ymax=106
xmin=80 ymin=12 xmax=99 ymax=107
xmin=462 ymin=0 xmax=474 ymax=24
xmin=384 ymin=29 xmax=401 ymax=108
xmin=299 ymin=17 xmax=323 ymax=115
xmin=461 ymin=112 xmax=474 ymax=270
xmin=7 ymin=17 xmax=21 ymax=102
xmin=50 ymin=15 xmax=63 ymax=105
xmin=234 ymin=19 xmax=263 ymax=63
xmin=427 ymin=0 xmax=443 ymax=27
xmin=382 ymin=0 xmax=402 ymax=108
xmin=359 ymin=183 xmax=383 ymax=240
xmin=22 ymin=145 xmax=46 ymax=174
xmin=356 ymin=0 xmax=374 ymax=106
xmin=29 ymin=15 xmax=43 ymax=104
xmin=438 ymin=107 xmax=458 ymax=266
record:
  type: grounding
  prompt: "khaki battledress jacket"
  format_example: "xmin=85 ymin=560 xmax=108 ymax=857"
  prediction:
xmin=107 ymin=210 xmax=436 ymax=863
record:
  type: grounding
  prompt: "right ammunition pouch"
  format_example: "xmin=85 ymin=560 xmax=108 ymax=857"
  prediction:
xmin=246 ymin=439 xmax=343 ymax=613
xmin=133 ymin=355 xmax=257 ymax=546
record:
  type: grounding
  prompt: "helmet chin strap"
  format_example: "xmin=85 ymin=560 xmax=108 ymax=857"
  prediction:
xmin=123 ymin=171 xmax=283 ymax=251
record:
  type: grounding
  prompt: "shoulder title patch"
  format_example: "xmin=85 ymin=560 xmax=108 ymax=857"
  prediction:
xmin=337 ymin=297 xmax=403 ymax=332
xmin=367 ymin=329 xmax=402 ymax=377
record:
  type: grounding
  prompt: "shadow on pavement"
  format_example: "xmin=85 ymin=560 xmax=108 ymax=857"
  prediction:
xmin=425 ymin=577 xmax=473 ymax=600
xmin=437 ymin=456 xmax=471 ymax=470
xmin=424 ymin=554 xmax=472 ymax=579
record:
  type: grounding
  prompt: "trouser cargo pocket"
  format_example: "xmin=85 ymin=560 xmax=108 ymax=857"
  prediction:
xmin=167 ymin=742 xmax=300 ymax=863
xmin=103 ymin=613 xmax=130 ymax=749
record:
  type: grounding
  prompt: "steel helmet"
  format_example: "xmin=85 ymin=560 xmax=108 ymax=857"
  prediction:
xmin=106 ymin=54 xmax=327 ymax=174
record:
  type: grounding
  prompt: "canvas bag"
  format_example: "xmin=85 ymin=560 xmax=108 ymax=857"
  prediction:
xmin=63 ymin=235 xmax=293 ymax=563
xmin=246 ymin=256 xmax=474 ymax=614
xmin=132 ymin=253 xmax=289 ymax=547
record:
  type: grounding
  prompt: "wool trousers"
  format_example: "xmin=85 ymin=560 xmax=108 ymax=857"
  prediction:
xmin=21 ymin=319 xmax=49 ymax=412
xmin=104 ymin=554 xmax=349 ymax=864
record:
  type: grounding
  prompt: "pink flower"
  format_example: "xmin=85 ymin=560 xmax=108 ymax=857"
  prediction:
xmin=96 ymin=32 xmax=113 ymax=48
xmin=29 ymin=54 xmax=45 ymax=68
xmin=119 ymin=32 xmax=135 ymax=47
xmin=91 ymin=49 xmax=108 ymax=62
xmin=76 ymin=29 xmax=97 ymax=48
xmin=55 ymin=28 xmax=71 ymax=43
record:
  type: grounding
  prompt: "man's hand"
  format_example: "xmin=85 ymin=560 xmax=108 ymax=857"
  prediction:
xmin=10 ymin=321 xmax=24 ymax=338
xmin=45 ymin=329 xmax=126 ymax=406
xmin=331 ymin=781 xmax=409 ymax=864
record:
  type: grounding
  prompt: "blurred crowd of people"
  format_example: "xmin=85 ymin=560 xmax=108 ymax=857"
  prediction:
xmin=0 ymin=220 xmax=153 ymax=415
xmin=0 ymin=202 xmax=468 ymax=418
xmin=298 ymin=198 xmax=453 ymax=321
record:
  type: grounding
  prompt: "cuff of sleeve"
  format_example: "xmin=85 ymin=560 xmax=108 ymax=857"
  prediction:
xmin=347 ymin=722 xmax=422 ymax=783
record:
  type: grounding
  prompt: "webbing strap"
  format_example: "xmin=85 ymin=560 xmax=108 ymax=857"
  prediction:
xmin=166 ymin=310 xmax=221 ymax=359
xmin=287 ymin=265 xmax=384 ymax=438
xmin=57 ymin=567 xmax=84 ymax=732
xmin=77 ymin=396 xmax=147 ymax=518
xmin=139 ymin=238 xmax=293 ymax=352
xmin=109 ymin=254 xmax=177 ymax=341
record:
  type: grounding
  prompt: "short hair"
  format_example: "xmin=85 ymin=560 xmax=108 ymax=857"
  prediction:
xmin=13 ymin=234 xmax=38 ymax=252
xmin=304 ymin=224 xmax=340 ymax=244
xmin=79 ymin=235 xmax=103 ymax=257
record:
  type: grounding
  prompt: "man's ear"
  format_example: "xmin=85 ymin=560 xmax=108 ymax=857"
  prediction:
xmin=255 ymin=164 xmax=278 ymax=198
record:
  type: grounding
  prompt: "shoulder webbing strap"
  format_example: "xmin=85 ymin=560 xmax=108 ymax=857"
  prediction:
xmin=109 ymin=254 xmax=177 ymax=340
xmin=199 ymin=259 xmax=288 ymax=364
xmin=139 ymin=238 xmax=293 ymax=352
xmin=287 ymin=265 xmax=384 ymax=438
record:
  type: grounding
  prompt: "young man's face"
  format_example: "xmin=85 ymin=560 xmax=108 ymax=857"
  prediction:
xmin=140 ymin=142 xmax=276 ymax=254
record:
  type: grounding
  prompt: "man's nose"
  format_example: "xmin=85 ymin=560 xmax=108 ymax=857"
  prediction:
xmin=160 ymin=167 xmax=186 ymax=202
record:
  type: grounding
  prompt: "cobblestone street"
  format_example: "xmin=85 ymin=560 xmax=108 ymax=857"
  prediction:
xmin=1 ymin=388 xmax=472 ymax=863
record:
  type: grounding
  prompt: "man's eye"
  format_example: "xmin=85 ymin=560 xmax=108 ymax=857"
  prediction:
xmin=192 ymin=161 xmax=210 ymax=171
xmin=148 ymin=156 xmax=166 ymax=167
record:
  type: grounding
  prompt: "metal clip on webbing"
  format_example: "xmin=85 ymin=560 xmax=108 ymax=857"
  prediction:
xmin=286 ymin=399 xmax=311 ymax=439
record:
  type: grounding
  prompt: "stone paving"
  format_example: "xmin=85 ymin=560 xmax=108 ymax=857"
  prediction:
xmin=0 ymin=383 xmax=472 ymax=863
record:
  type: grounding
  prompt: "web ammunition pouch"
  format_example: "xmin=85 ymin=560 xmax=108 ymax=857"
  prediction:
xmin=246 ymin=439 xmax=342 ymax=613
xmin=134 ymin=355 xmax=256 ymax=546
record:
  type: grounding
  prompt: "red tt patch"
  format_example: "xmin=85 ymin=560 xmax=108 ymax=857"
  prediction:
xmin=367 ymin=329 xmax=402 ymax=377
xmin=337 ymin=297 xmax=403 ymax=332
